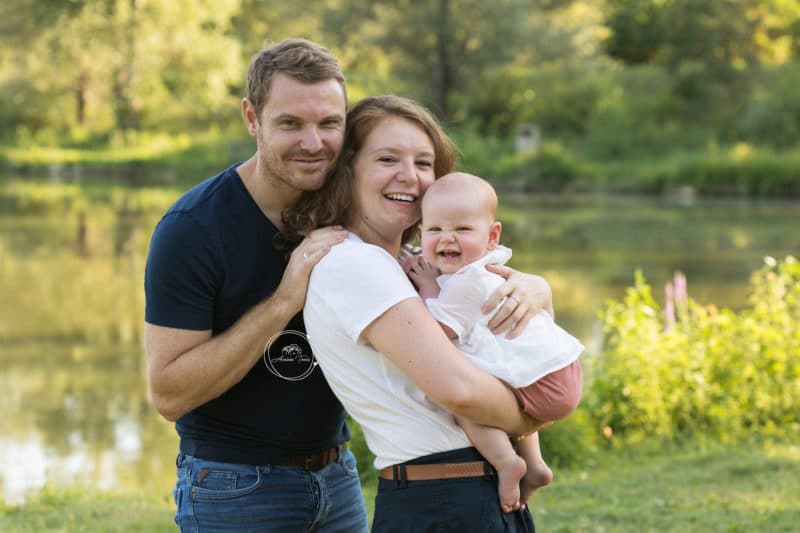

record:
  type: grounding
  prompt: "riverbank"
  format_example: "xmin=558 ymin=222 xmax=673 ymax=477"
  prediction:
xmin=2 ymin=443 xmax=796 ymax=532
xmin=3 ymin=136 xmax=800 ymax=198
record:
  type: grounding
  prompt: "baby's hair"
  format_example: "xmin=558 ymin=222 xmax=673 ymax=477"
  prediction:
xmin=423 ymin=172 xmax=498 ymax=219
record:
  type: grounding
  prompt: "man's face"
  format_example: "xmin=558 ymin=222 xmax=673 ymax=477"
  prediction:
xmin=246 ymin=73 xmax=346 ymax=193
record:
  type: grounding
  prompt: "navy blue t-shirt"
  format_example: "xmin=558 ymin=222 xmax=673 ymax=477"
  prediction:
xmin=144 ymin=163 xmax=349 ymax=464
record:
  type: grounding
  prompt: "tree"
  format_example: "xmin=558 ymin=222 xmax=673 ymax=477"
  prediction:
xmin=0 ymin=0 xmax=242 ymax=141
xmin=321 ymin=0 xmax=532 ymax=122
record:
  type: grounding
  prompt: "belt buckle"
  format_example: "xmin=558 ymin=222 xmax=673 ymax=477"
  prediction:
xmin=304 ymin=455 xmax=314 ymax=470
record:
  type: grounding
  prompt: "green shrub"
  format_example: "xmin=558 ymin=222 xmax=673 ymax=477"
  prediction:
xmin=739 ymin=63 xmax=800 ymax=148
xmin=347 ymin=417 xmax=376 ymax=485
xmin=449 ymin=121 xmax=516 ymax=178
xmin=664 ymin=149 xmax=800 ymax=197
xmin=490 ymin=142 xmax=588 ymax=191
xmin=539 ymin=407 xmax=599 ymax=468
xmin=588 ymin=257 xmax=800 ymax=444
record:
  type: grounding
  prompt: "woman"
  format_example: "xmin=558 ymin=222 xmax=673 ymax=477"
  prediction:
xmin=285 ymin=96 xmax=546 ymax=531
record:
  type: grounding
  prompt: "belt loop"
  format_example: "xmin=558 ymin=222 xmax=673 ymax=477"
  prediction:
xmin=391 ymin=464 xmax=401 ymax=488
xmin=399 ymin=464 xmax=408 ymax=488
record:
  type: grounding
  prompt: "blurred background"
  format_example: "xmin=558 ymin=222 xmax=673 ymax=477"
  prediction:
xmin=1 ymin=1 xmax=798 ymax=531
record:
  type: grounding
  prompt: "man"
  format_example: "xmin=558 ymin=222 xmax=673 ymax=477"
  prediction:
xmin=144 ymin=39 xmax=364 ymax=531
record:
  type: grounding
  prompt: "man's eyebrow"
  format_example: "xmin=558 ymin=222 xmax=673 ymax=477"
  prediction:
xmin=272 ymin=113 xmax=299 ymax=122
xmin=271 ymin=113 xmax=344 ymax=123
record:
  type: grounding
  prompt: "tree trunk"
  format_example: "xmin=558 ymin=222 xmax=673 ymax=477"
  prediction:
xmin=75 ymin=71 xmax=88 ymax=125
xmin=111 ymin=0 xmax=139 ymax=130
xmin=434 ymin=0 xmax=453 ymax=121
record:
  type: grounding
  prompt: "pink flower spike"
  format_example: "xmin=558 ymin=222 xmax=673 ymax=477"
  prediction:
xmin=674 ymin=272 xmax=688 ymax=305
xmin=664 ymin=282 xmax=675 ymax=332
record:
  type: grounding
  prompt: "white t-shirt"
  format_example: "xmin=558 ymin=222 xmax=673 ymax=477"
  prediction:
xmin=425 ymin=245 xmax=583 ymax=388
xmin=304 ymin=234 xmax=471 ymax=469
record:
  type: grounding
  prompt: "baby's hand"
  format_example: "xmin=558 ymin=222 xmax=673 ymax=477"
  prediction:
xmin=404 ymin=256 xmax=440 ymax=296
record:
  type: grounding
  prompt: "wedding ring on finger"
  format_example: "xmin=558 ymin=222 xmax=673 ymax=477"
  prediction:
xmin=303 ymin=250 xmax=310 ymax=259
xmin=509 ymin=295 xmax=520 ymax=305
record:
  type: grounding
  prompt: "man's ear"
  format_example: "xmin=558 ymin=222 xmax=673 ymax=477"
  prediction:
xmin=487 ymin=221 xmax=502 ymax=250
xmin=242 ymin=98 xmax=258 ymax=137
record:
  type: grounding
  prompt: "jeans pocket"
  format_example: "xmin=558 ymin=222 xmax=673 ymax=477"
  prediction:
xmin=338 ymin=449 xmax=359 ymax=478
xmin=191 ymin=462 xmax=266 ymax=501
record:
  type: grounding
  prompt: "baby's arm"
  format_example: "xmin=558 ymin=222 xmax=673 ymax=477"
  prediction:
xmin=404 ymin=256 xmax=458 ymax=339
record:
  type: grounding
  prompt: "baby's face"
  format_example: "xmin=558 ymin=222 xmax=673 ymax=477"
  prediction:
xmin=419 ymin=191 xmax=496 ymax=274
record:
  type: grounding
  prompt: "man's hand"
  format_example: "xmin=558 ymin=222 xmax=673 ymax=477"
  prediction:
xmin=482 ymin=265 xmax=553 ymax=339
xmin=273 ymin=226 xmax=348 ymax=313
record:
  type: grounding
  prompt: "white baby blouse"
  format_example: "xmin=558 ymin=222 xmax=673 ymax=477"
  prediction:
xmin=425 ymin=245 xmax=584 ymax=388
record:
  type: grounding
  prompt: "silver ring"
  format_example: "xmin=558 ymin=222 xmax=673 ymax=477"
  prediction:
xmin=303 ymin=250 xmax=310 ymax=259
xmin=509 ymin=295 xmax=520 ymax=305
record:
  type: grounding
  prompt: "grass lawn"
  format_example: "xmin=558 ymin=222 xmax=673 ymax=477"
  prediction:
xmin=532 ymin=442 xmax=799 ymax=532
xmin=2 ymin=444 xmax=796 ymax=532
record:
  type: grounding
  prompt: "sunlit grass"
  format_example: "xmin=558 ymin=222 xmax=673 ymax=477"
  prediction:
xmin=1 ymin=444 xmax=796 ymax=532
xmin=1 ymin=131 xmax=219 ymax=165
xmin=533 ymin=443 xmax=799 ymax=532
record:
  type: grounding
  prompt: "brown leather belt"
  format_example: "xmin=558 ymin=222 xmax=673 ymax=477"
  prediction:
xmin=378 ymin=460 xmax=492 ymax=481
xmin=280 ymin=441 xmax=349 ymax=471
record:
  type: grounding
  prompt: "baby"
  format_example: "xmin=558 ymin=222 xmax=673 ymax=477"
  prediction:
xmin=405 ymin=172 xmax=584 ymax=512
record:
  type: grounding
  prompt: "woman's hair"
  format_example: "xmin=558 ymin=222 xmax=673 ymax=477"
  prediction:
xmin=281 ymin=95 xmax=457 ymax=248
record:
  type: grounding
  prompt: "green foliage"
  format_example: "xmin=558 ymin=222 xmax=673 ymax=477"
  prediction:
xmin=495 ymin=142 xmax=586 ymax=191
xmin=524 ymin=62 xmax=608 ymax=139
xmin=740 ymin=63 xmax=800 ymax=147
xmin=449 ymin=121 xmax=517 ymax=177
xmin=538 ymin=407 xmax=599 ymax=468
xmin=589 ymin=257 xmax=800 ymax=444
xmin=648 ymin=146 xmax=800 ymax=196
xmin=346 ymin=417 xmax=377 ymax=486
xmin=0 ymin=0 xmax=242 ymax=141
xmin=604 ymin=0 xmax=665 ymax=65
xmin=3 ymin=1 xmax=800 ymax=194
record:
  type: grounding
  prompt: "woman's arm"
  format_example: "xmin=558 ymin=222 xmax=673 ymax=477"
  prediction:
xmin=361 ymin=297 xmax=543 ymax=437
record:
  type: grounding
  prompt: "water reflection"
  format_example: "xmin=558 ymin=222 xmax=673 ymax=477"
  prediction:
xmin=1 ymin=185 xmax=798 ymax=504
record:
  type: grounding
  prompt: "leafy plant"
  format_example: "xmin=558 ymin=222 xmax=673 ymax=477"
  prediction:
xmin=588 ymin=257 xmax=800 ymax=444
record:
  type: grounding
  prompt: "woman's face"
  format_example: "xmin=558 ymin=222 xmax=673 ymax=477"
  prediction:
xmin=349 ymin=116 xmax=436 ymax=250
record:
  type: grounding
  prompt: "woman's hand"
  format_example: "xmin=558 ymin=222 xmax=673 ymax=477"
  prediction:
xmin=482 ymin=265 xmax=554 ymax=339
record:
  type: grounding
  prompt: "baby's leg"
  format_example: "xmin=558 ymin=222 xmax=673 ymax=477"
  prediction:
xmin=517 ymin=432 xmax=553 ymax=508
xmin=455 ymin=415 xmax=526 ymax=513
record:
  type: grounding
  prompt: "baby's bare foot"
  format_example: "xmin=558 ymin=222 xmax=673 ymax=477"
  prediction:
xmin=519 ymin=460 xmax=553 ymax=508
xmin=496 ymin=455 xmax=527 ymax=513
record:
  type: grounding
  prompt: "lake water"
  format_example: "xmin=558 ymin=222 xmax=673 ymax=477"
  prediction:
xmin=1 ymin=180 xmax=798 ymax=504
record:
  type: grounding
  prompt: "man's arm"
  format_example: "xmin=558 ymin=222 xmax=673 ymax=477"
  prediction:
xmin=145 ymin=226 xmax=346 ymax=421
xmin=483 ymin=265 xmax=554 ymax=338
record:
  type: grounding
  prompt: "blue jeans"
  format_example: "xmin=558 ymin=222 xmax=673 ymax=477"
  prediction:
xmin=372 ymin=447 xmax=535 ymax=533
xmin=174 ymin=449 xmax=368 ymax=532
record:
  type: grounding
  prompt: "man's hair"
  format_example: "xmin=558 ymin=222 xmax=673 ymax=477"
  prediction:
xmin=245 ymin=38 xmax=346 ymax=118
xmin=281 ymin=95 xmax=457 ymax=247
